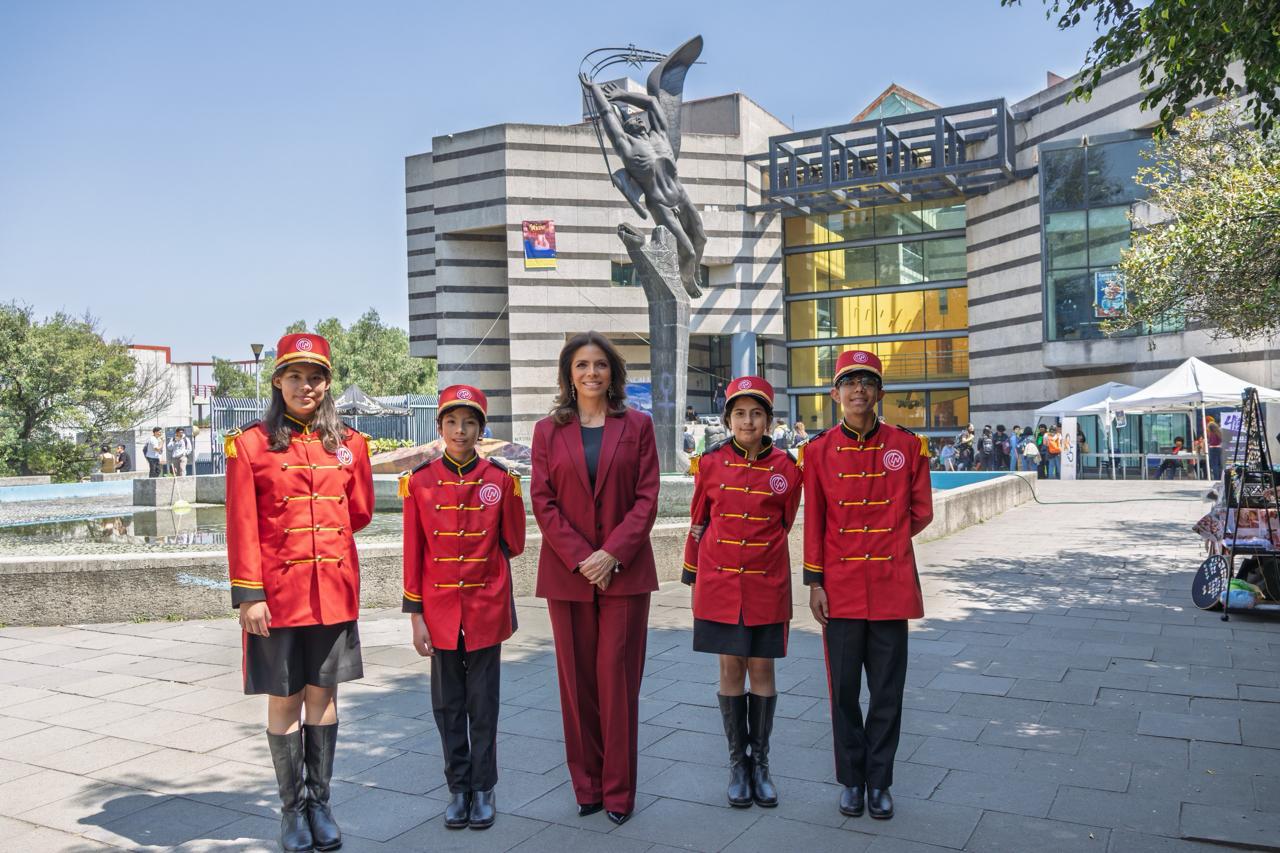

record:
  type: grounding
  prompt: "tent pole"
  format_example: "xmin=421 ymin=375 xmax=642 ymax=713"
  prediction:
xmin=1200 ymin=404 xmax=1211 ymax=481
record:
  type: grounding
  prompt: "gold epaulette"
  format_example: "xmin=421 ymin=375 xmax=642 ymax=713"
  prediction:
xmin=919 ymin=435 xmax=930 ymax=457
xmin=796 ymin=443 xmax=804 ymax=469
xmin=398 ymin=470 xmax=411 ymax=499
xmin=509 ymin=470 xmax=522 ymax=498
xmin=224 ymin=427 xmax=242 ymax=460
xmin=689 ymin=454 xmax=700 ymax=476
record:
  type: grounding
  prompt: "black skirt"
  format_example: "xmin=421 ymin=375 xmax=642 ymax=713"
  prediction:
xmin=243 ymin=621 xmax=364 ymax=696
xmin=693 ymin=616 xmax=788 ymax=658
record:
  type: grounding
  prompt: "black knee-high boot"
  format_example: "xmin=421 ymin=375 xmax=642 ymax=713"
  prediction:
xmin=303 ymin=723 xmax=342 ymax=851
xmin=267 ymin=730 xmax=314 ymax=852
xmin=717 ymin=694 xmax=753 ymax=807
xmin=747 ymin=693 xmax=779 ymax=806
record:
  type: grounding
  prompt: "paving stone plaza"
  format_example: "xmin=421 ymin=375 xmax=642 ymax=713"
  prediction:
xmin=1 ymin=480 xmax=1278 ymax=852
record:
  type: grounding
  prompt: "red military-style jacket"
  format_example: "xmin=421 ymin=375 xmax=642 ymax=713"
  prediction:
xmin=226 ymin=417 xmax=374 ymax=627
xmin=802 ymin=419 xmax=934 ymax=620
xmin=401 ymin=453 xmax=526 ymax=651
xmin=682 ymin=437 xmax=802 ymax=626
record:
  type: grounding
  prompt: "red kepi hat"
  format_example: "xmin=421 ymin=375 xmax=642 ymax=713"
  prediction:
xmin=438 ymin=385 xmax=488 ymax=423
xmin=724 ymin=376 xmax=775 ymax=410
xmin=274 ymin=333 xmax=332 ymax=372
xmin=833 ymin=349 xmax=883 ymax=385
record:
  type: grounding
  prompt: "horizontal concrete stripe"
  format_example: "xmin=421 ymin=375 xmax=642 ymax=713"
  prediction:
xmin=967 ymin=313 xmax=1041 ymax=335
xmin=1019 ymin=92 xmax=1221 ymax=153
xmin=507 ymin=222 xmax=776 ymax=241
xmin=435 ymin=285 xmax=509 ymax=295
xmin=406 ymin=226 xmax=435 ymax=236
xmin=967 ymin=253 xmax=1039 ymax=280
xmin=1013 ymin=57 xmax=1144 ymax=121
xmin=968 ymin=283 xmax=1041 ymax=307
xmin=431 ymin=142 xmax=504 ymax=163
xmin=409 ymin=334 xmax=435 ymax=342
xmin=407 ymin=248 xmax=434 ymax=257
xmin=966 ymin=224 xmax=1041 ymax=255
xmin=973 ymin=345 xmax=1276 ymax=386
xmin=429 ymin=138 xmax=748 ymax=165
xmin=439 ymin=233 xmax=505 ymax=242
xmin=433 ymin=197 xmax=505 ymax=216
xmin=966 ymin=195 xmax=1039 ymax=228
xmin=436 ymin=258 xmax=506 ymax=268
xmin=407 ymin=270 xmax=436 ymax=278
xmin=970 ymin=400 xmax=1054 ymax=413
xmin=438 ymin=311 xmax=506 ymax=319
xmin=969 ymin=341 xmax=1040 ymax=359
xmin=407 ymin=204 xmax=434 ymax=215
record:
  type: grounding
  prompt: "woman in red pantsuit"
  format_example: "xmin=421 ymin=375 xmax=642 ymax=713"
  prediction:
xmin=531 ymin=331 xmax=660 ymax=825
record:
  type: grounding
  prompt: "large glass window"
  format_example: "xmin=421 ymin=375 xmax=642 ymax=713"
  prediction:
xmin=788 ymin=288 xmax=966 ymax=342
xmin=787 ymin=389 xmax=970 ymax=433
xmin=782 ymin=200 xmax=965 ymax=250
xmin=788 ymin=337 xmax=967 ymax=386
xmin=1039 ymin=135 xmax=1174 ymax=340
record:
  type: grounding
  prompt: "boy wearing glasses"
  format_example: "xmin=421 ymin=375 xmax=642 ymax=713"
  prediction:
xmin=801 ymin=350 xmax=934 ymax=820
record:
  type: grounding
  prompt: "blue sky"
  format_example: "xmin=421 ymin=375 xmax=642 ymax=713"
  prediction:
xmin=0 ymin=1 xmax=1099 ymax=362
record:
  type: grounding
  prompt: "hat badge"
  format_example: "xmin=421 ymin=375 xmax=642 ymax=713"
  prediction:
xmin=736 ymin=379 xmax=753 ymax=391
xmin=853 ymin=351 xmax=869 ymax=364
xmin=457 ymin=388 xmax=473 ymax=400
xmin=296 ymin=337 xmax=313 ymax=352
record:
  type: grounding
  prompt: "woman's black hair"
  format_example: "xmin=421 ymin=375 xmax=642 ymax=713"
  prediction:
xmin=263 ymin=363 xmax=346 ymax=454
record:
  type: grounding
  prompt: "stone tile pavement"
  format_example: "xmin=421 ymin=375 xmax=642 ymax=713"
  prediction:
xmin=0 ymin=480 xmax=1277 ymax=851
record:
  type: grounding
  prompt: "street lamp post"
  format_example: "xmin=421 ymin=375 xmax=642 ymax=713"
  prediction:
xmin=251 ymin=343 xmax=264 ymax=417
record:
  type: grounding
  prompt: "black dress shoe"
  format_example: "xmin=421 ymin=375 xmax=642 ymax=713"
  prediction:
xmin=444 ymin=791 xmax=472 ymax=829
xmin=577 ymin=802 xmax=604 ymax=817
xmin=606 ymin=810 xmax=631 ymax=826
xmin=469 ymin=789 xmax=495 ymax=830
xmin=839 ymin=784 xmax=865 ymax=817
xmin=867 ymin=787 xmax=894 ymax=819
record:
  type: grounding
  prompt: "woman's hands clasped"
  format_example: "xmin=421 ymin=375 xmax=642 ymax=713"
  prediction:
xmin=578 ymin=549 xmax=619 ymax=590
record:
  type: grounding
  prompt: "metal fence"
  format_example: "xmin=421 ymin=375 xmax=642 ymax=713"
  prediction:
xmin=210 ymin=395 xmax=438 ymax=473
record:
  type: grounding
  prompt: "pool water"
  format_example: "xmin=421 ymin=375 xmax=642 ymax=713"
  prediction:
xmin=929 ymin=471 xmax=1015 ymax=490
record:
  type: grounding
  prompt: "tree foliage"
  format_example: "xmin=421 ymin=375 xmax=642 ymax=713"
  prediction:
xmin=1107 ymin=107 xmax=1280 ymax=339
xmin=0 ymin=304 xmax=175 ymax=480
xmin=212 ymin=356 xmax=274 ymax=399
xmin=1006 ymin=0 xmax=1280 ymax=136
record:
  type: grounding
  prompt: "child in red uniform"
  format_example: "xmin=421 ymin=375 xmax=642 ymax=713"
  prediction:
xmin=402 ymin=385 xmax=525 ymax=830
xmin=683 ymin=377 xmax=802 ymax=808
xmin=226 ymin=333 xmax=374 ymax=853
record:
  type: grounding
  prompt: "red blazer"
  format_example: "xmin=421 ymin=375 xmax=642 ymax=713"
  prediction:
xmin=401 ymin=455 xmax=525 ymax=651
xmin=531 ymin=407 xmax=660 ymax=602
xmin=225 ymin=420 xmax=374 ymax=627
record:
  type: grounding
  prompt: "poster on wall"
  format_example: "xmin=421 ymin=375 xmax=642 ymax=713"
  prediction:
xmin=1094 ymin=270 xmax=1126 ymax=318
xmin=625 ymin=383 xmax=653 ymax=415
xmin=522 ymin=220 xmax=557 ymax=269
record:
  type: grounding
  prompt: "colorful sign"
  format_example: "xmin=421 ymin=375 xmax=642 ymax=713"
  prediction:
xmin=522 ymin=220 xmax=557 ymax=269
xmin=1094 ymin=270 xmax=1126 ymax=318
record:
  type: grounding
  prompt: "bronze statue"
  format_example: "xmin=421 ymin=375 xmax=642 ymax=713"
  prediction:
xmin=579 ymin=35 xmax=706 ymax=297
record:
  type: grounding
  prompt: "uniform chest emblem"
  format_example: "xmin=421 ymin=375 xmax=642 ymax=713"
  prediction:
xmin=883 ymin=449 xmax=906 ymax=471
xmin=336 ymin=446 xmax=354 ymax=466
xmin=769 ymin=474 xmax=788 ymax=494
xmin=478 ymin=483 xmax=502 ymax=507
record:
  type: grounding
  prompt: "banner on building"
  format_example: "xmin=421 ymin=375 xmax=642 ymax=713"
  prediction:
xmin=625 ymin=383 xmax=652 ymax=415
xmin=1094 ymin=270 xmax=1126 ymax=318
xmin=522 ymin=220 xmax=557 ymax=269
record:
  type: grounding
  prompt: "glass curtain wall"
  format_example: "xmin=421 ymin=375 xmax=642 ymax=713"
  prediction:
xmin=784 ymin=199 xmax=968 ymax=434
xmin=1040 ymin=134 xmax=1175 ymax=340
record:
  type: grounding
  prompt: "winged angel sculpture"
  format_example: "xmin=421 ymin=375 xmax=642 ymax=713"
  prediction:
xmin=579 ymin=36 xmax=707 ymax=297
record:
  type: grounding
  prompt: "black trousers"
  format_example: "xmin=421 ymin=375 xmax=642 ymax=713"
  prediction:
xmin=432 ymin=634 xmax=501 ymax=793
xmin=147 ymin=456 xmax=162 ymax=477
xmin=824 ymin=618 xmax=908 ymax=788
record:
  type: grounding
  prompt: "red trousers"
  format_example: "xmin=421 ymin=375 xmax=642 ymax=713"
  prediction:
xmin=547 ymin=592 xmax=650 ymax=813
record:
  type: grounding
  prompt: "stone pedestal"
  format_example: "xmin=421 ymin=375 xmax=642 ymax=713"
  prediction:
xmin=619 ymin=224 xmax=688 ymax=472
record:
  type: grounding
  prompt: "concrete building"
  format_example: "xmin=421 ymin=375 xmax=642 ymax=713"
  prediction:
xmin=407 ymin=65 xmax=1277 ymax=458
xmin=406 ymin=92 xmax=789 ymax=444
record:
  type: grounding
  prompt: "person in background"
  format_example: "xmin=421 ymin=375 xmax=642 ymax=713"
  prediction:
xmin=167 ymin=428 xmax=192 ymax=477
xmin=1044 ymin=425 xmax=1062 ymax=479
xmin=1020 ymin=432 xmax=1041 ymax=472
xmin=939 ymin=441 xmax=957 ymax=471
xmin=98 ymin=444 xmax=117 ymax=474
xmin=1157 ymin=436 xmax=1188 ymax=479
xmin=1208 ymin=418 xmax=1224 ymax=480
xmin=144 ymin=427 xmax=165 ymax=477
xmin=793 ymin=421 xmax=809 ymax=446
xmin=1009 ymin=427 xmax=1022 ymax=472
xmin=994 ymin=425 xmax=1010 ymax=471
xmin=977 ymin=426 xmax=995 ymax=471
xmin=686 ymin=404 xmax=697 ymax=423
xmin=683 ymin=425 xmax=696 ymax=455
xmin=115 ymin=444 xmax=132 ymax=472
xmin=772 ymin=419 xmax=792 ymax=451
xmin=1034 ymin=425 xmax=1049 ymax=478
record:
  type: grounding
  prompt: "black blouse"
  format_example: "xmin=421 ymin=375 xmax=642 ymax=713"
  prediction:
xmin=581 ymin=425 xmax=604 ymax=489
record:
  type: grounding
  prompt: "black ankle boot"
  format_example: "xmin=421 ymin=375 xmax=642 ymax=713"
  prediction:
xmin=868 ymin=787 xmax=894 ymax=819
xmin=747 ymin=693 xmax=778 ymax=807
xmin=444 ymin=792 xmax=472 ymax=829
xmin=302 ymin=724 xmax=342 ymax=851
xmin=469 ymin=789 xmax=495 ymax=829
xmin=717 ymin=694 xmax=753 ymax=807
xmin=267 ymin=731 xmax=314 ymax=852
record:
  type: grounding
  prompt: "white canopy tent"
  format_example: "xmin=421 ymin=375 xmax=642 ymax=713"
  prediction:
xmin=1035 ymin=381 xmax=1141 ymax=418
xmin=1078 ymin=358 xmax=1280 ymax=480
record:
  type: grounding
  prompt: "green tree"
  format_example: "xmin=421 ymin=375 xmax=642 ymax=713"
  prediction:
xmin=1107 ymin=107 xmax=1280 ymax=338
xmin=212 ymin=356 xmax=274 ymax=399
xmin=288 ymin=309 xmax=436 ymax=396
xmin=0 ymin=304 xmax=175 ymax=480
xmin=1005 ymin=0 xmax=1280 ymax=135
